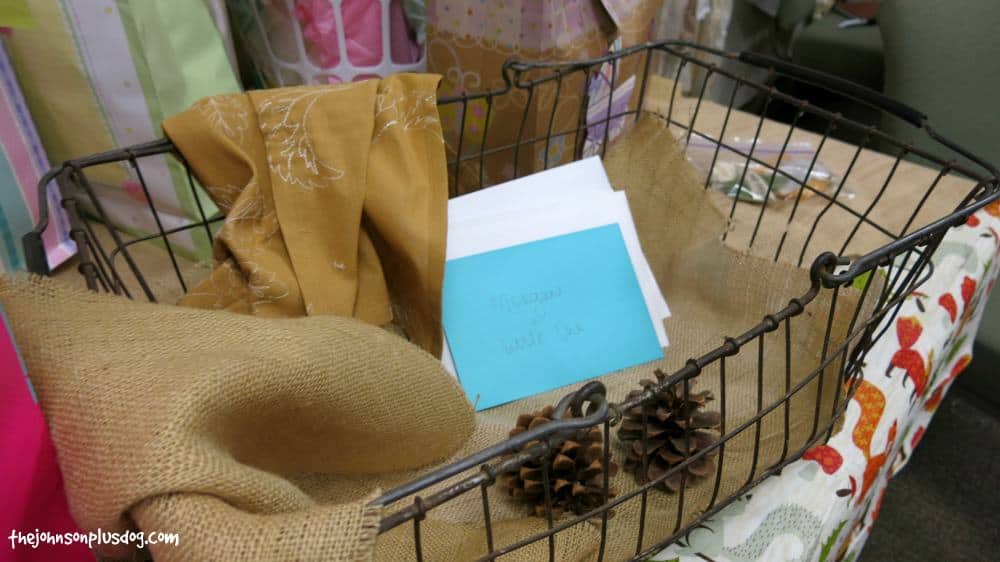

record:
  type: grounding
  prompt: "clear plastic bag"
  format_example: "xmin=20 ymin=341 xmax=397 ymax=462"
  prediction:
xmin=686 ymin=137 xmax=842 ymax=204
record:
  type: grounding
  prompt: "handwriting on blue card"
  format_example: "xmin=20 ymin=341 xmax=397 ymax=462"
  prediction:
xmin=443 ymin=224 xmax=663 ymax=410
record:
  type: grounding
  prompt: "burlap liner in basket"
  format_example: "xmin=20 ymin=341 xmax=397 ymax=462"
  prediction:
xmin=357 ymin=113 xmax=868 ymax=561
xmin=10 ymin=113 xmax=868 ymax=561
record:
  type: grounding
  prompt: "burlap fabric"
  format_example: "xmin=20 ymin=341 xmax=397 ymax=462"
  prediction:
xmin=0 ymin=275 xmax=475 ymax=561
xmin=27 ymin=113 xmax=870 ymax=561
xmin=349 ymin=113 xmax=866 ymax=560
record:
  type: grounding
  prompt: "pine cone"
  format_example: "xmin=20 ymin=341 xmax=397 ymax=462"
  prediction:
xmin=617 ymin=370 xmax=722 ymax=492
xmin=501 ymin=405 xmax=618 ymax=519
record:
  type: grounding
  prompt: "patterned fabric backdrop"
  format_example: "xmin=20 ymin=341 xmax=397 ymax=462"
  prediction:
xmin=653 ymin=202 xmax=1000 ymax=561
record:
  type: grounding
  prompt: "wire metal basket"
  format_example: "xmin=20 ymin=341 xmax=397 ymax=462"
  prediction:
xmin=24 ymin=42 xmax=999 ymax=561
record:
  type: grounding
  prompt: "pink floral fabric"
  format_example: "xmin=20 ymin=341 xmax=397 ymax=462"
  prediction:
xmin=293 ymin=0 xmax=421 ymax=71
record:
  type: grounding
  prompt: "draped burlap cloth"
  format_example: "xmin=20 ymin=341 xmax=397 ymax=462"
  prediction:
xmin=15 ymin=112 xmax=869 ymax=561
xmin=0 ymin=274 xmax=475 ymax=561
xmin=163 ymin=74 xmax=448 ymax=357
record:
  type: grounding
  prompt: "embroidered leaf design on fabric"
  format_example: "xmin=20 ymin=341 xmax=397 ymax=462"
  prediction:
xmin=257 ymin=86 xmax=354 ymax=190
xmin=373 ymin=89 xmax=443 ymax=144
xmin=197 ymin=94 xmax=250 ymax=144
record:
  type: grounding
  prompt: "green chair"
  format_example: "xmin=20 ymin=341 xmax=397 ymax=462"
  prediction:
xmin=786 ymin=2 xmax=884 ymax=143
xmin=880 ymin=0 xmax=1000 ymax=404
xmin=880 ymin=0 xmax=1000 ymax=170
xmin=791 ymin=7 xmax=883 ymax=92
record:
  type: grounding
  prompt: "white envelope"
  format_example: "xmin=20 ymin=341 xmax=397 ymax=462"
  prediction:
xmin=442 ymin=158 xmax=670 ymax=377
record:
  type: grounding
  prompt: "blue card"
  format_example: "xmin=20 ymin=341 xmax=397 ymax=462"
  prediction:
xmin=443 ymin=224 xmax=663 ymax=410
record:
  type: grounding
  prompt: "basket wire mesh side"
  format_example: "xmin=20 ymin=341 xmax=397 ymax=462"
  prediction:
xmin=24 ymin=42 xmax=999 ymax=561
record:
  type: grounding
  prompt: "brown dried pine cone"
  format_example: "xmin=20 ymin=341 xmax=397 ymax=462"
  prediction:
xmin=617 ymin=370 xmax=722 ymax=492
xmin=501 ymin=405 xmax=618 ymax=518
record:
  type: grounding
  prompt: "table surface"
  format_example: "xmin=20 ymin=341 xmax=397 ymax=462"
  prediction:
xmin=642 ymin=75 xmax=981 ymax=271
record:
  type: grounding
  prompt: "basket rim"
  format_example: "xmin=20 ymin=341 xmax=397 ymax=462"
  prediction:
xmin=21 ymin=40 xmax=1000 ymax=559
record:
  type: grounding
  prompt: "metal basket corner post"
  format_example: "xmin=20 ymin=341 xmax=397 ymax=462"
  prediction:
xmin=24 ymin=42 xmax=1000 ymax=561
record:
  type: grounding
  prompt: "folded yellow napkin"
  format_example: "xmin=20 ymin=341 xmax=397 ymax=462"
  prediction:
xmin=164 ymin=74 xmax=448 ymax=356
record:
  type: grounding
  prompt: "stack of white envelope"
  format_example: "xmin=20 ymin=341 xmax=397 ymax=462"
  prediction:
xmin=442 ymin=156 xmax=669 ymax=375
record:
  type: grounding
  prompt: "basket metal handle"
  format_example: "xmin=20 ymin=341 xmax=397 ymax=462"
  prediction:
xmin=22 ymin=230 xmax=49 ymax=276
xmin=22 ymin=166 xmax=66 ymax=276
xmin=738 ymin=51 xmax=927 ymax=128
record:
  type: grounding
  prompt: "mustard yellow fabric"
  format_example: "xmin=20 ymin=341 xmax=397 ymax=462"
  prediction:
xmin=163 ymin=74 xmax=448 ymax=356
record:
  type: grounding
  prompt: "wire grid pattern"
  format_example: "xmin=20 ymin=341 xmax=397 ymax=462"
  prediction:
xmin=25 ymin=42 xmax=999 ymax=561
